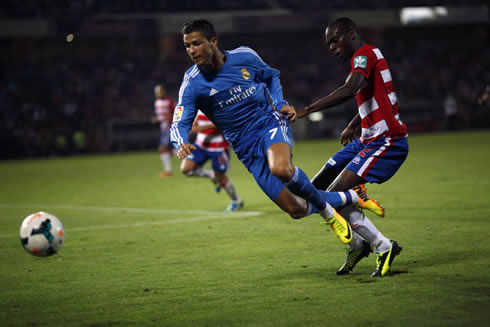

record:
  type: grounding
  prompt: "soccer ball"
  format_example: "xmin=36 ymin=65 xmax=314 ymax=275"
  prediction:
xmin=20 ymin=211 xmax=65 ymax=257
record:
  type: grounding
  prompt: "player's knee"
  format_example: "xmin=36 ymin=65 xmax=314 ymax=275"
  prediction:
xmin=180 ymin=167 xmax=193 ymax=176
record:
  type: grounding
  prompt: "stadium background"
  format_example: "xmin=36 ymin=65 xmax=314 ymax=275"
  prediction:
xmin=0 ymin=1 xmax=488 ymax=158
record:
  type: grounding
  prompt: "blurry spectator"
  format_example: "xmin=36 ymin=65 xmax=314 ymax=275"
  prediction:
xmin=443 ymin=91 xmax=458 ymax=130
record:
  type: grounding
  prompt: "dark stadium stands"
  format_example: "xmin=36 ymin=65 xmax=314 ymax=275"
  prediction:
xmin=0 ymin=2 xmax=488 ymax=157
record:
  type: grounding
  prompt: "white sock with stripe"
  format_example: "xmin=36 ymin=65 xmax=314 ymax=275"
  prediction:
xmin=338 ymin=190 xmax=358 ymax=206
xmin=341 ymin=206 xmax=390 ymax=252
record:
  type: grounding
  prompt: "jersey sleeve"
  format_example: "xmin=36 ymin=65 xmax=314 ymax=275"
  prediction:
xmin=249 ymin=48 xmax=288 ymax=110
xmin=170 ymin=73 xmax=198 ymax=148
xmin=350 ymin=49 xmax=375 ymax=80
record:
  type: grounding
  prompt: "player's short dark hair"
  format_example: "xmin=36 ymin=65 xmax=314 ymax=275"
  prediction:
xmin=329 ymin=17 xmax=358 ymax=35
xmin=181 ymin=19 xmax=216 ymax=40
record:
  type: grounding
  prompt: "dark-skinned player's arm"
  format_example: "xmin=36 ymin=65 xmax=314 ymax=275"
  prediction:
xmin=296 ymin=72 xmax=367 ymax=119
xmin=340 ymin=113 xmax=361 ymax=145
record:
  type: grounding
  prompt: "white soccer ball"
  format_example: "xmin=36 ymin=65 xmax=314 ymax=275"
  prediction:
xmin=20 ymin=211 xmax=65 ymax=257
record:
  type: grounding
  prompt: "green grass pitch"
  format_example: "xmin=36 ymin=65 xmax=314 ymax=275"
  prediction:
xmin=1 ymin=131 xmax=489 ymax=326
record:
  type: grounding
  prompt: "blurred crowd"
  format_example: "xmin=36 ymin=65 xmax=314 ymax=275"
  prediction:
xmin=1 ymin=20 xmax=488 ymax=158
xmin=0 ymin=0 xmax=486 ymax=18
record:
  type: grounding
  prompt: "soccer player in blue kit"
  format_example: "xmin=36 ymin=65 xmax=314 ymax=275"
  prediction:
xmin=171 ymin=19 xmax=379 ymax=244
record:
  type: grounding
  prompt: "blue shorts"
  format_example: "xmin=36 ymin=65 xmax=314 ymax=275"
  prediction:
xmin=188 ymin=146 xmax=230 ymax=173
xmin=238 ymin=112 xmax=292 ymax=201
xmin=160 ymin=129 xmax=172 ymax=148
xmin=325 ymin=136 xmax=408 ymax=184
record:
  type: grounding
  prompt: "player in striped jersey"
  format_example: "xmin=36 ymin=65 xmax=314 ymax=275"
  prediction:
xmin=170 ymin=19 xmax=380 ymax=244
xmin=298 ymin=17 xmax=408 ymax=277
xmin=152 ymin=84 xmax=175 ymax=177
xmin=180 ymin=110 xmax=243 ymax=212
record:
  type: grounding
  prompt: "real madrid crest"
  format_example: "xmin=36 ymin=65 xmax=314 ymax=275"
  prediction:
xmin=241 ymin=68 xmax=251 ymax=80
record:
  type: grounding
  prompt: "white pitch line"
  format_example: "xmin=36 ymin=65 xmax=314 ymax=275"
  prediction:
xmin=0 ymin=203 xmax=264 ymax=238
xmin=0 ymin=203 xmax=262 ymax=217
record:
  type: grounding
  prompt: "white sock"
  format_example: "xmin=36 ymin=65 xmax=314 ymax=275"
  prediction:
xmin=319 ymin=202 xmax=335 ymax=219
xmin=339 ymin=207 xmax=363 ymax=249
xmin=341 ymin=206 xmax=390 ymax=252
xmin=222 ymin=178 xmax=240 ymax=202
xmin=160 ymin=152 xmax=172 ymax=172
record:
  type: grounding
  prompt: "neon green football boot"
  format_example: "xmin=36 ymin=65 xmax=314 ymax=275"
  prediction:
xmin=324 ymin=210 xmax=353 ymax=244
xmin=371 ymin=240 xmax=403 ymax=277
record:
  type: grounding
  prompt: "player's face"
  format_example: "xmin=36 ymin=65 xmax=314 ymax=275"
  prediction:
xmin=183 ymin=32 xmax=217 ymax=68
xmin=325 ymin=26 xmax=353 ymax=61
xmin=154 ymin=85 xmax=166 ymax=98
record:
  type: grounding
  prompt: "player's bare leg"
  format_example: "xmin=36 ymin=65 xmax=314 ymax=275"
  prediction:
xmin=311 ymin=164 xmax=341 ymax=191
xmin=273 ymin=187 xmax=309 ymax=219
xmin=159 ymin=146 xmax=173 ymax=177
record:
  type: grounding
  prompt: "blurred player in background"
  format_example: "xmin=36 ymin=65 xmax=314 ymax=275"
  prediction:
xmin=298 ymin=17 xmax=408 ymax=277
xmin=152 ymin=84 xmax=175 ymax=177
xmin=171 ymin=19 xmax=380 ymax=244
xmin=180 ymin=110 xmax=243 ymax=212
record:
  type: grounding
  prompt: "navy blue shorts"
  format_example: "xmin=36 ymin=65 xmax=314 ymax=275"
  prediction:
xmin=187 ymin=146 xmax=230 ymax=173
xmin=238 ymin=112 xmax=292 ymax=201
xmin=325 ymin=136 xmax=408 ymax=184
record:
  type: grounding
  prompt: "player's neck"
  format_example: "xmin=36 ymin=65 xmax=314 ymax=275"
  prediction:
xmin=354 ymin=39 xmax=364 ymax=50
xmin=202 ymin=51 xmax=226 ymax=73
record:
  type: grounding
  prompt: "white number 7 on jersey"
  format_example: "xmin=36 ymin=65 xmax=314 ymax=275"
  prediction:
xmin=269 ymin=128 xmax=278 ymax=140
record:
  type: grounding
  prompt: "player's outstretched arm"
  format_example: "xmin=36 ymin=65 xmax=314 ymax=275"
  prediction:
xmin=300 ymin=72 xmax=367 ymax=117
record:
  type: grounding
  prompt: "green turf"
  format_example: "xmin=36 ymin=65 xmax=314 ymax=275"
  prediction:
xmin=1 ymin=131 xmax=490 ymax=326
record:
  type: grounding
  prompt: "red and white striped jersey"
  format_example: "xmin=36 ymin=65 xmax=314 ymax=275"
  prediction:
xmin=155 ymin=96 xmax=175 ymax=131
xmin=195 ymin=110 xmax=229 ymax=152
xmin=350 ymin=44 xmax=407 ymax=143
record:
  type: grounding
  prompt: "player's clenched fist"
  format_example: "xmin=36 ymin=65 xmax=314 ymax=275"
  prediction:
xmin=279 ymin=105 xmax=297 ymax=123
xmin=177 ymin=143 xmax=197 ymax=159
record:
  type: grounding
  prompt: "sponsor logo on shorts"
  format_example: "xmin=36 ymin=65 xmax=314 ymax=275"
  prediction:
xmin=353 ymin=156 xmax=361 ymax=164
xmin=359 ymin=148 xmax=373 ymax=157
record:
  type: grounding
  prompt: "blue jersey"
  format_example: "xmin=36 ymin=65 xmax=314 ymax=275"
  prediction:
xmin=170 ymin=46 xmax=288 ymax=157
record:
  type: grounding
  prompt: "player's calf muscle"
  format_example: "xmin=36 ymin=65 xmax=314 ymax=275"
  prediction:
xmin=275 ymin=189 xmax=307 ymax=219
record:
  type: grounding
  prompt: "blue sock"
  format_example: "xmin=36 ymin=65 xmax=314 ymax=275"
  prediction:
xmin=327 ymin=190 xmax=357 ymax=208
xmin=324 ymin=192 xmax=343 ymax=208
xmin=305 ymin=202 xmax=319 ymax=216
xmin=285 ymin=167 xmax=355 ymax=209
xmin=285 ymin=167 xmax=326 ymax=210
